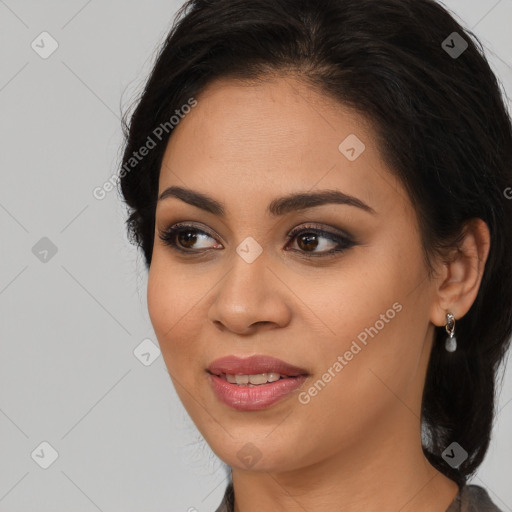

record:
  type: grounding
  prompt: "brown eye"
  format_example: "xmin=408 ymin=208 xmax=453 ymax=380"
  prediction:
xmin=159 ymin=222 xmax=355 ymax=257
xmin=286 ymin=225 xmax=355 ymax=256
xmin=296 ymin=232 xmax=321 ymax=252
xmin=177 ymin=229 xmax=199 ymax=249
xmin=159 ymin=225 xmax=221 ymax=252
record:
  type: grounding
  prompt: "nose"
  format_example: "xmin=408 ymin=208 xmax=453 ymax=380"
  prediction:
xmin=207 ymin=252 xmax=292 ymax=336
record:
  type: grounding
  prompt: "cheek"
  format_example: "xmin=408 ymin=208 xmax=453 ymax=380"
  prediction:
xmin=289 ymin=309 xmax=416 ymax=458
xmin=147 ymin=260 xmax=204 ymax=370
xmin=296 ymin=257 xmax=425 ymax=422
xmin=147 ymin=263 xmax=174 ymax=337
xmin=302 ymin=254 xmax=404 ymax=352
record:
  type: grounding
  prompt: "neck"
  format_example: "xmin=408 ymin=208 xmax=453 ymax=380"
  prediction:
xmin=231 ymin=411 xmax=459 ymax=512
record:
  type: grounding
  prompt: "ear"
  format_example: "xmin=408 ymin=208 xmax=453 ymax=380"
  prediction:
xmin=430 ymin=218 xmax=491 ymax=327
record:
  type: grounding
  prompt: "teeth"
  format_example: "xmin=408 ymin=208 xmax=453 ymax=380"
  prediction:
xmin=248 ymin=374 xmax=268 ymax=385
xmin=224 ymin=372 xmax=284 ymax=385
xmin=235 ymin=375 xmax=249 ymax=385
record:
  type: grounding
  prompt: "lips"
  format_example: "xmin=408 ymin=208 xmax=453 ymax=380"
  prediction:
xmin=207 ymin=355 xmax=308 ymax=377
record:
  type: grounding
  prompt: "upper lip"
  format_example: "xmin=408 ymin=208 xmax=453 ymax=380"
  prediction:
xmin=207 ymin=355 xmax=308 ymax=377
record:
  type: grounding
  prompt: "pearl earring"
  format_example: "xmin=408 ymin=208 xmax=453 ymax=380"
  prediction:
xmin=444 ymin=312 xmax=457 ymax=352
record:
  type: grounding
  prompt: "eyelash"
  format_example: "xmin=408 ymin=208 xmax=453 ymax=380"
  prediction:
xmin=158 ymin=222 xmax=355 ymax=258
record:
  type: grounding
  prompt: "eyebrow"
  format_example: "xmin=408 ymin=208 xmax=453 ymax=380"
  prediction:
xmin=158 ymin=186 xmax=376 ymax=216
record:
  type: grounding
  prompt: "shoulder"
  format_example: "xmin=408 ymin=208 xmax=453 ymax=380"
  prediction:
xmin=447 ymin=484 xmax=503 ymax=512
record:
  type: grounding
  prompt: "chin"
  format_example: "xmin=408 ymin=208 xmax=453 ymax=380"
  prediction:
xmin=204 ymin=433 xmax=303 ymax=473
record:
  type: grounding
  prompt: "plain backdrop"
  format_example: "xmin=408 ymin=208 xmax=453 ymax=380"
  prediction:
xmin=0 ymin=1 xmax=511 ymax=511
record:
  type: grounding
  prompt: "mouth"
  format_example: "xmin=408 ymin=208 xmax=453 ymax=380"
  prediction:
xmin=207 ymin=354 xmax=309 ymax=380
xmin=206 ymin=355 xmax=309 ymax=411
xmin=210 ymin=371 xmax=296 ymax=386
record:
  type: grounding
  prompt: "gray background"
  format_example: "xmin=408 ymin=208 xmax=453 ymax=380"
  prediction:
xmin=0 ymin=1 xmax=511 ymax=511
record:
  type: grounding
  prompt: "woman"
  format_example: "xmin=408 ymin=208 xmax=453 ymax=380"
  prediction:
xmin=118 ymin=0 xmax=512 ymax=510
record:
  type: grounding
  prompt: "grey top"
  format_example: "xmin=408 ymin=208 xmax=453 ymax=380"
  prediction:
xmin=215 ymin=483 xmax=503 ymax=512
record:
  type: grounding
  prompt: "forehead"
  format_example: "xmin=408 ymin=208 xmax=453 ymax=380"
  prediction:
xmin=168 ymin=75 xmax=372 ymax=160
xmin=157 ymin=75 xmax=403 ymax=220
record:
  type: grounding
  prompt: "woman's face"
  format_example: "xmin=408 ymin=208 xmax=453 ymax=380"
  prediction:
xmin=148 ymin=75 xmax=440 ymax=473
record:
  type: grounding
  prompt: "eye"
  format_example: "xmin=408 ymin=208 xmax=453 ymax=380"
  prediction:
xmin=158 ymin=223 xmax=222 ymax=252
xmin=158 ymin=222 xmax=355 ymax=257
xmin=285 ymin=223 xmax=355 ymax=256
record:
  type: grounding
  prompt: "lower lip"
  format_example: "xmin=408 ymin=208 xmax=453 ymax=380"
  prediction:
xmin=208 ymin=373 xmax=308 ymax=411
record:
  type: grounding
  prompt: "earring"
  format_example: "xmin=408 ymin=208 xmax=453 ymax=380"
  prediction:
xmin=444 ymin=312 xmax=457 ymax=352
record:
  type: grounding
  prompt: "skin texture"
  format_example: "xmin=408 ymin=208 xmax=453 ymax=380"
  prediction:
xmin=147 ymin=75 xmax=490 ymax=512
